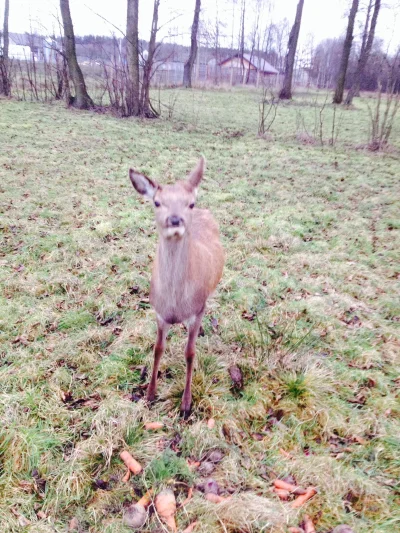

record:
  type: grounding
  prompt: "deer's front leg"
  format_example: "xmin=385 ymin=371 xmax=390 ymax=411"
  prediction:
xmin=181 ymin=310 xmax=204 ymax=419
xmin=146 ymin=315 xmax=169 ymax=404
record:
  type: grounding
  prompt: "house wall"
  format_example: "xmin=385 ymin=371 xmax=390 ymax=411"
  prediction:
xmin=8 ymin=44 xmax=31 ymax=60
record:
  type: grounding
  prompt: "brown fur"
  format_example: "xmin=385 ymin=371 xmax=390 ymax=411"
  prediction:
xmin=129 ymin=158 xmax=224 ymax=417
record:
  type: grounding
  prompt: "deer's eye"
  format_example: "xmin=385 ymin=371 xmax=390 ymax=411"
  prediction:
xmin=154 ymin=201 xmax=161 ymax=207
xmin=189 ymin=203 xmax=195 ymax=209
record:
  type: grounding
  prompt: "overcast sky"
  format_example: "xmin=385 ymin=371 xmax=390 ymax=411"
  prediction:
xmin=1 ymin=0 xmax=400 ymax=52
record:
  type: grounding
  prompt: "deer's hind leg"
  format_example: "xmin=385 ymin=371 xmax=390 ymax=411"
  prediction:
xmin=181 ymin=309 xmax=205 ymax=419
xmin=146 ymin=315 xmax=169 ymax=404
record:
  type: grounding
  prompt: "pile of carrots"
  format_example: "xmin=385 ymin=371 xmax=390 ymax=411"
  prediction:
xmin=118 ymin=421 xmax=319 ymax=532
xmin=273 ymin=478 xmax=317 ymax=508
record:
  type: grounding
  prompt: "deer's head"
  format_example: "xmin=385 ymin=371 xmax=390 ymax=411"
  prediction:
xmin=129 ymin=157 xmax=204 ymax=240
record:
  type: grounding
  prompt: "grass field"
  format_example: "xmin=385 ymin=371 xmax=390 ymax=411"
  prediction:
xmin=0 ymin=88 xmax=399 ymax=533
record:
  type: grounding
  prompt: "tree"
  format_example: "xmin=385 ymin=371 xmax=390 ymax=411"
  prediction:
xmin=59 ymin=0 xmax=94 ymax=109
xmin=126 ymin=0 xmax=140 ymax=115
xmin=239 ymin=0 xmax=246 ymax=82
xmin=140 ymin=0 xmax=160 ymax=117
xmin=183 ymin=0 xmax=201 ymax=88
xmin=332 ymin=0 xmax=359 ymax=103
xmin=345 ymin=0 xmax=381 ymax=105
xmin=279 ymin=0 xmax=305 ymax=99
xmin=0 ymin=0 xmax=10 ymax=96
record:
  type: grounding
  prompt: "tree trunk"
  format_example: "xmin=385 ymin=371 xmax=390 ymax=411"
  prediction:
xmin=59 ymin=0 xmax=94 ymax=109
xmin=354 ymin=0 xmax=373 ymax=96
xmin=332 ymin=0 xmax=359 ymax=104
xmin=279 ymin=0 xmax=304 ymax=100
xmin=240 ymin=0 xmax=246 ymax=83
xmin=140 ymin=0 xmax=160 ymax=118
xmin=0 ymin=0 xmax=10 ymax=96
xmin=345 ymin=0 xmax=381 ymax=105
xmin=183 ymin=0 xmax=201 ymax=88
xmin=126 ymin=0 xmax=140 ymax=115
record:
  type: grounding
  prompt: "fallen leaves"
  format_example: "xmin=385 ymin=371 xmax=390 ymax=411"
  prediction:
xmin=11 ymin=507 xmax=31 ymax=527
xmin=229 ymin=364 xmax=243 ymax=389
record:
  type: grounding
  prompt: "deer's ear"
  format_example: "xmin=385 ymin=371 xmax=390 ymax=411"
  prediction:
xmin=129 ymin=169 xmax=159 ymax=200
xmin=187 ymin=156 xmax=205 ymax=191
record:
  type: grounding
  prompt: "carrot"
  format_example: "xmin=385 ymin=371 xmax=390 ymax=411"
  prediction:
xmin=137 ymin=488 xmax=154 ymax=508
xmin=187 ymin=459 xmax=201 ymax=470
xmin=303 ymin=515 xmax=316 ymax=533
xmin=205 ymin=493 xmax=231 ymax=504
xmin=179 ymin=487 xmax=193 ymax=508
xmin=155 ymin=489 xmax=177 ymax=532
xmin=144 ymin=421 xmax=164 ymax=430
xmin=207 ymin=418 xmax=215 ymax=429
xmin=120 ymin=451 xmax=143 ymax=475
xmin=123 ymin=489 xmax=153 ymax=529
xmin=291 ymin=487 xmax=317 ymax=508
xmin=279 ymin=448 xmax=294 ymax=459
xmin=275 ymin=488 xmax=290 ymax=501
xmin=182 ymin=521 xmax=197 ymax=533
xmin=288 ymin=528 xmax=305 ymax=533
xmin=273 ymin=479 xmax=298 ymax=492
xmin=122 ymin=469 xmax=131 ymax=482
xmin=182 ymin=522 xmax=198 ymax=533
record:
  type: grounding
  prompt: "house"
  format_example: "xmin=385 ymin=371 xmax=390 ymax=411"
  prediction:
xmin=218 ymin=53 xmax=278 ymax=85
xmin=7 ymin=33 xmax=51 ymax=62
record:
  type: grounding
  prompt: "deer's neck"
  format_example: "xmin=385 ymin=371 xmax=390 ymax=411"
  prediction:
xmin=157 ymin=233 xmax=191 ymax=289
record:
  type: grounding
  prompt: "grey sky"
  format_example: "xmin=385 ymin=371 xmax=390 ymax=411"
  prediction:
xmin=1 ymin=0 xmax=400 ymax=52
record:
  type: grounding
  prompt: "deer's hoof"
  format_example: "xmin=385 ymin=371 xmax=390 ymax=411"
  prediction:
xmin=180 ymin=403 xmax=192 ymax=420
xmin=146 ymin=390 xmax=156 ymax=405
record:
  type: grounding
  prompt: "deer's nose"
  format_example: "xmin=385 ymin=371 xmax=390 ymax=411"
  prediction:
xmin=168 ymin=215 xmax=182 ymax=227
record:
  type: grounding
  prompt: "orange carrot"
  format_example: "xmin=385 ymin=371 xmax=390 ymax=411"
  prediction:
xmin=187 ymin=459 xmax=201 ymax=470
xmin=144 ymin=422 xmax=164 ymax=430
xmin=155 ymin=489 xmax=177 ymax=532
xmin=273 ymin=479 xmax=297 ymax=492
xmin=288 ymin=528 xmax=305 ymax=533
xmin=275 ymin=488 xmax=290 ymax=501
xmin=122 ymin=469 xmax=131 ymax=482
xmin=182 ymin=521 xmax=198 ymax=533
xmin=291 ymin=487 xmax=317 ymax=508
xmin=303 ymin=515 xmax=316 ymax=533
xmin=137 ymin=488 xmax=154 ymax=508
xmin=207 ymin=418 xmax=215 ymax=429
xmin=279 ymin=448 xmax=294 ymax=459
xmin=179 ymin=487 xmax=193 ymax=508
xmin=205 ymin=493 xmax=231 ymax=504
xmin=120 ymin=451 xmax=143 ymax=475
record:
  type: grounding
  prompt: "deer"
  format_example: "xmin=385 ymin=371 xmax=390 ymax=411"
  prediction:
xmin=129 ymin=157 xmax=224 ymax=418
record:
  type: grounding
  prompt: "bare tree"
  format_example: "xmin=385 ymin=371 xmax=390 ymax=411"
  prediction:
xmin=0 ymin=0 xmax=10 ymax=96
xmin=279 ymin=0 xmax=305 ymax=99
xmin=345 ymin=0 xmax=381 ymax=105
xmin=333 ymin=0 xmax=359 ymax=103
xmin=59 ymin=0 xmax=94 ymax=109
xmin=126 ymin=0 xmax=140 ymax=115
xmin=239 ymin=0 xmax=246 ymax=82
xmin=367 ymin=50 xmax=400 ymax=150
xmin=183 ymin=0 xmax=201 ymax=88
xmin=140 ymin=0 xmax=160 ymax=117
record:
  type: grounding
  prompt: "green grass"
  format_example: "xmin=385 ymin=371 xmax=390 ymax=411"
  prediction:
xmin=0 ymin=87 xmax=399 ymax=532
